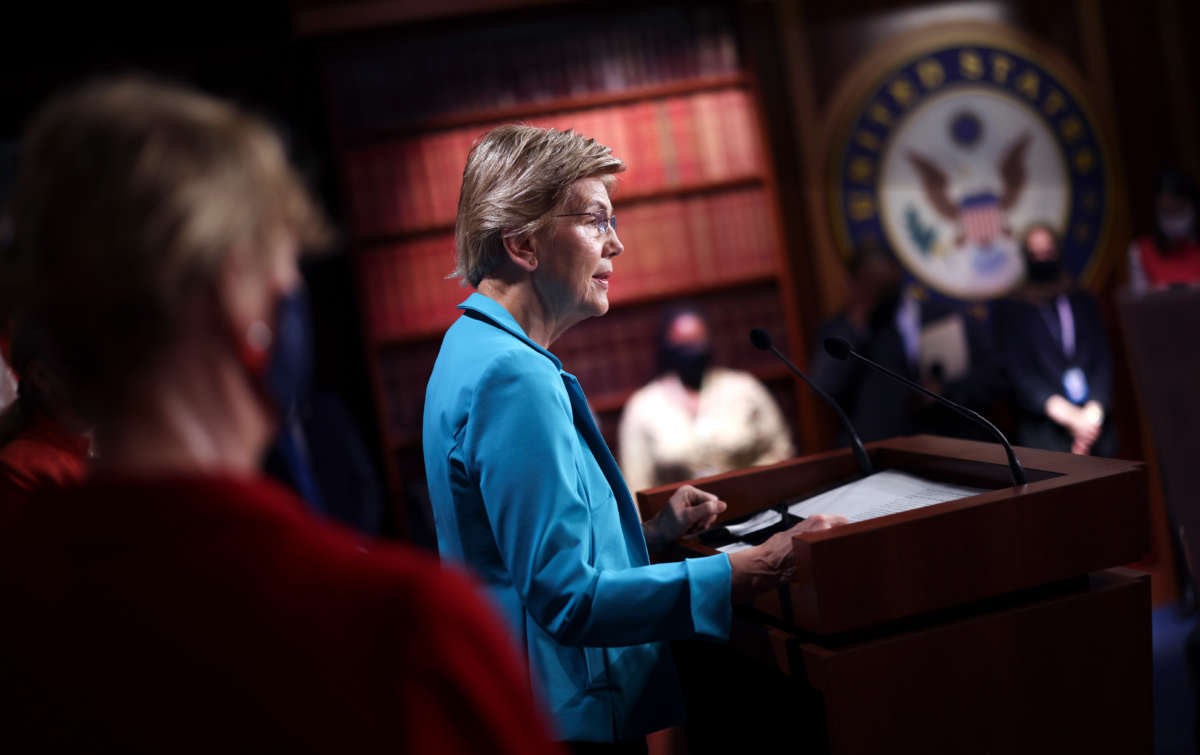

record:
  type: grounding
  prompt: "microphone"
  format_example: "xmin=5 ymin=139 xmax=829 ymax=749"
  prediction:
xmin=823 ymin=336 xmax=1028 ymax=486
xmin=750 ymin=328 xmax=873 ymax=477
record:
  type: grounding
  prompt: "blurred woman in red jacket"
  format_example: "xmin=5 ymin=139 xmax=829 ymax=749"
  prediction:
xmin=0 ymin=315 xmax=91 ymax=513
xmin=0 ymin=76 xmax=560 ymax=755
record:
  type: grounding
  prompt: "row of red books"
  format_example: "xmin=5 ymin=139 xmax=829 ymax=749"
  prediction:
xmin=344 ymin=87 xmax=765 ymax=239
xmin=526 ymin=89 xmax=763 ymax=196
xmin=324 ymin=5 xmax=739 ymax=134
xmin=357 ymin=233 xmax=464 ymax=343
xmin=357 ymin=187 xmax=779 ymax=342
xmin=375 ymin=281 xmax=790 ymax=445
xmin=605 ymin=187 xmax=778 ymax=302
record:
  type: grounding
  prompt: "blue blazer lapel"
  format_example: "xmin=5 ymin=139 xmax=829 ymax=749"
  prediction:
xmin=560 ymin=372 xmax=651 ymax=566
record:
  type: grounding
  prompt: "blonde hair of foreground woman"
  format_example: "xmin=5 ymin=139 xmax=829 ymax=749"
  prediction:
xmin=11 ymin=76 xmax=331 ymax=418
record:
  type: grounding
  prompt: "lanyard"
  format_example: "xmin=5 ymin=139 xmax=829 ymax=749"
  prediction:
xmin=1039 ymin=295 xmax=1075 ymax=359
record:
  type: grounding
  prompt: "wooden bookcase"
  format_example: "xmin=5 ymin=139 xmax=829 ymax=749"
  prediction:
xmin=316 ymin=5 xmax=812 ymax=535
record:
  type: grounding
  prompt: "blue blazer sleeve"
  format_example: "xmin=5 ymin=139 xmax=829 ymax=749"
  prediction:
xmin=462 ymin=351 xmax=731 ymax=648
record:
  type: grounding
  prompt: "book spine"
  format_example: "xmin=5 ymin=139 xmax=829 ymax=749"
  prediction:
xmin=687 ymin=194 xmax=717 ymax=286
xmin=667 ymin=95 xmax=700 ymax=185
xmin=721 ymin=89 xmax=754 ymax=178
xmin=693 ymin=91 xmax=726 ymax=182
xmin=420 ymin=132 xmax=448 ymax=229
xmin=637 ymin=100 xmax=666 ymax=194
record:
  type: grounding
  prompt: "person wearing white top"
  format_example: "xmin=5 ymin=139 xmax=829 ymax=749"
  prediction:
xmin=618 ymin=308 xmax=793 ymax=494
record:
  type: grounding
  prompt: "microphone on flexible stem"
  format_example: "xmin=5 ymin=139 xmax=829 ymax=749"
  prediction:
xmin=822 ymin=336 xmax=1028 ymax=486
xmin=750 ymin=328 xmax=873 ymax=477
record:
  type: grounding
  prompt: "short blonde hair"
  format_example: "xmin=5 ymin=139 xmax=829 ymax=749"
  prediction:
xmin=10 ymin=76 xmax=331 ymax=408
xmin=455 ymin=124 xmax=625 ymax=287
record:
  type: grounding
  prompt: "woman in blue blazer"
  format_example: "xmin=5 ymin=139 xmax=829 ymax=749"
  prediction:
xmin=423 ymin=125 xmax=846 ymax=750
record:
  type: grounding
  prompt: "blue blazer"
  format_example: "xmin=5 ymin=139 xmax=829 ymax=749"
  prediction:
xmin=423 ymin=293 xmax=732 ymax=742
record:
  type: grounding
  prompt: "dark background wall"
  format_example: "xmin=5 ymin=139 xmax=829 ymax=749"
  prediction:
xmin=1 ymin=0 xmax=1194 ymax=595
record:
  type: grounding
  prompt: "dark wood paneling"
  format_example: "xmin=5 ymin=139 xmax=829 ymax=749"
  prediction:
xmin=795 ymin=569 xmax=1152 ymax=754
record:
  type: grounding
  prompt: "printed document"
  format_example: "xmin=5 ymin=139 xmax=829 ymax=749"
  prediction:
xmin=724 ymin=508 xmax=782 ymax=537
xmin=787 ymin=470 xmax=987 ymax=524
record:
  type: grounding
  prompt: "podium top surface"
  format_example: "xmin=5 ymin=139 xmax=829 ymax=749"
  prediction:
xmin=637 ymin=434 xmax=1141 ymax=523
xmin=637 ymin=435 xmax=1147 ymax=634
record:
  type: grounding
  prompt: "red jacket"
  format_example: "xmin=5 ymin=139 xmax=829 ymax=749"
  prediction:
xmin=0 ymin=473 xmax=561 ymax=754
xmin=1135 ymin=236 xmax=1200 ymax=287
xmin=0 ymin=412 xmax=89 ymax=515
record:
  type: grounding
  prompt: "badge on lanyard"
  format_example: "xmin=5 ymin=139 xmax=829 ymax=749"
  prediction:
xmin=1047 ymin=296 xmax=1088 ymax=404
xmin=1062 ymin=366 xmax=1089 ymax=404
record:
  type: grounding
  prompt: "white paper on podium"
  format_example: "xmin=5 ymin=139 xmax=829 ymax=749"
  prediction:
xmin=716 ymin=541 xmax=754 ymax=554
xmin=724 ymin=508 xmax=782 ymax=537
xmin=786 ymin=470 xmax=987 ymax=524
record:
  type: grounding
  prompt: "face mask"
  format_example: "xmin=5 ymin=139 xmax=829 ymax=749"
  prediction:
xmin=664 ymin=345 xmax=711 ymax=390
xmin=238 ymin=286 xmax=314 ymax=416
xmin=266 ymin=287 xmax=314 ymax=414
xmin=1159 ymin=208 xmax=1195 ymax=242
xmin=1025 ymin=258 xmax=1062 ymax=283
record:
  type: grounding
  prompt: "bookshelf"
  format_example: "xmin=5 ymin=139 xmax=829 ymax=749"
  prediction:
xmin=317 ymin=4 xmax=810 ymax=534
xmin=350 ymin=73 xmax=750 ymax=142
xmin=342 ymin=85 xmax=766 ymax=240
xmin=354 ymin=174 xmax=765 ymax=246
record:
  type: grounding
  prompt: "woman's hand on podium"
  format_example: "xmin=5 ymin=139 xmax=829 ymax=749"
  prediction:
xmin=642 ymin=484 xmax=727 ymax=552
xmin=728 ymin=515 xmax=849 ymax=603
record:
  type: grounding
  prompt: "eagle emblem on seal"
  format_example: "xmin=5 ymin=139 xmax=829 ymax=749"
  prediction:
xmin=906 ymin=131 xmax=1031 ymax=252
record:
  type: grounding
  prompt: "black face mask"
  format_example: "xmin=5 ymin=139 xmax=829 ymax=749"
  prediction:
xmin=1026 ymin=258 xmax=1062 ymax=283
xmin=663 ymin=345 xmax=712 ymax=390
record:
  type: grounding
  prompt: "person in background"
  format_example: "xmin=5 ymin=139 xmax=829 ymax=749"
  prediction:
xmin=809 ymin=246 xmax=922 ymax=442
xmin=810 ymin=246 xmax=1006 ymax=449
xmin=0 ymin=77 xmax=559 ymax=754
xmin=1129 ymin=168 xmax=1200 ymax=292
xmin=994 ymin=223 xmax=1115 ymax=456
xmin=618 ymin=305 xmax=793 ymax=493
xmin=0 ymin=315 xmax=91 ymax=514
xmin=423 ymin=124 xmax=848 ymax=751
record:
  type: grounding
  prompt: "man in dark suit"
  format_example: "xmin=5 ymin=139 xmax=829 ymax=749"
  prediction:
xmin=809 ymin=247 xmax=1002 ymax=444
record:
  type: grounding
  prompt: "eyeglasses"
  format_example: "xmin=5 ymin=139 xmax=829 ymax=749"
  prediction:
xmin=554 ymin=211 xmax=617 ymax=236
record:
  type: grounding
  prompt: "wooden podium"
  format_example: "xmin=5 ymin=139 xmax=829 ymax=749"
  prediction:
xmin=1117 ymin=288 xmax=1200 ymax=592
xmin=637 ymin=435 xmax=1152 ymax=754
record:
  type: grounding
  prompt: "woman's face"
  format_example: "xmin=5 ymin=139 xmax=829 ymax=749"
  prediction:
xmin=1024 ymin=227 xmax=1058 ymax=262
xmin=1157 ymin=191 xmax=1196 ymax=240
xmin=531 ymin=176 xmax=623 ymax=328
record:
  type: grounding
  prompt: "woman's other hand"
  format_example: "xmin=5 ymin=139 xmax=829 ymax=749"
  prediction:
xmin=642 ymin=484 xmax=727 ymax=551
xmin=728 ymin=515 xmax=849 ymax=602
